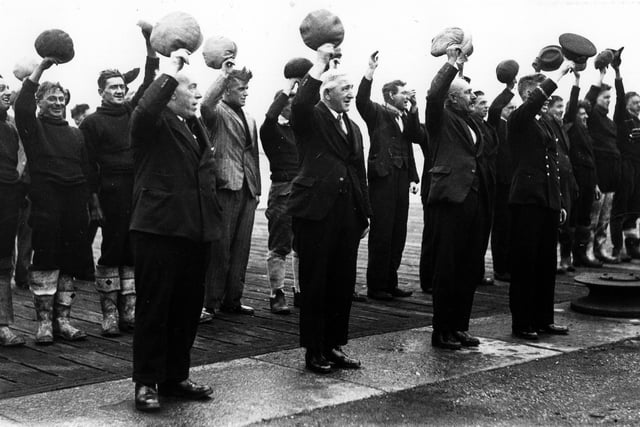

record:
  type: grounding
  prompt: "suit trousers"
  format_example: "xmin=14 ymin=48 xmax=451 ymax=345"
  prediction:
xmin=366 ymin=166 xmax=410 ymax=292
xmin=491 ymin=183 xmax=511 ymax=275
xmin=204 ymin=184 xmax=257 ymax=310
xmin=509 ymin=205 xmax=559 ymax=330
xmin=132 ymin=231 xmax=208 ymax=386
xmin=97 ymin=173 xmax=134 ymax=267
xmin=419 ymin=196 xmax=433 ymax=291
xmin=611 ymin=159 xmax=640 ymax=247
xmin=13 ymin=191 xmax=33 ymax=287
xmin=293 ymin=191 xmax=364 ymax=352
xmin=29 ymin=181 xmax=91 ymax=277
xmin=571 ymin=166 xmax=597 ymax=228
xmin=428 ymin=188 xmax=489 ymax=332
xmin=0 ymin=183 xmax=21 ymax=259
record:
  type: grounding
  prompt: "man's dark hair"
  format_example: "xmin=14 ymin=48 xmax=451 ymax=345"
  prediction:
xmin=382 ymin=79 xmax=406 ymax=103
xmin=549 ymin=95 xmax=563 ymax=107
xmin=71 ymin=103 xmax=90 ymax=119
xmin=227 ymin=67 xmax=253 ymax=87
xmin=577 ymin=100 xmax=591 ymax=114
xmin=598 ymin=83 xmax=612 ymax=95
xmin=625 ymin=91 xmax=640 ymax=105
xmin=97 ymin=69 xmax=125 ymax=90
xmin=473 ymin=90 xmax=485 ymax=97
xmin=517 ymin=73 xmax=546 ymax=100
xmin=35 ymin=81 xmax=65 ymax=102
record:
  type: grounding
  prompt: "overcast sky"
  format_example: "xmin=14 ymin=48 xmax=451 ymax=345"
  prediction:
xmin=3 ymin=0 xmax=639 ymax=199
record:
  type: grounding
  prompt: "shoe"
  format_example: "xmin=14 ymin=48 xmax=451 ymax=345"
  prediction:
xmin=390 ymin=288 xmax=413 ymax=298
xmin=270 ymin=289 xmax=291 ymax=315
xmin=594 ymin=246 xmax=619 ymax=264
xmin=220 ymin=304 xmax=254 ymax=315
xmin=324 ymin=346 xmax=361 ymax=369
xmin=421 ymin=286 xmax=433 ymax=294
xmin=292 ymin=287 xmax=301 ymax=308
xmin=367 ymin=290 xmax=394 ymax=301
xmin=512 ymin=328 xmax=538 ymax=340
xmin=135 ymin=383 xmax=160 ymax=411
xmin=158 ymin=379 xmax=213 ymax=399
xmin=537 ymin=324 xmax=569 ymax=335
xmin=352 ymin=292 xmax=368 ymax=302
xmin=572 ymin=245 xmax=603 ymax=268
xmin=625 ymin=237 xmax=640 ymax=259
xmin=480 ymin=277 xmax=495 ymax=286
xmin=199 ymin=308 xmax=214 ymax=324
xmin=452 ymin=331 xmax=480 ymax=347
xmin=493 ymin=271 xmax=511 ymax=282
xmin=305 ymin=350 xmax=331 ymax=374
xmin=612 ymin=247 xmax=632 ymax=263
xmin=431 ymin=330 xmax=462 ymax=350
xmin=0 ymin=326 xmax=25 ymax=347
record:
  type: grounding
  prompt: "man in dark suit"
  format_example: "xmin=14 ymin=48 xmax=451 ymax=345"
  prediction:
xmin=425 ymin=47 xmax=491 ymax=350
xmin=289 ymin=43 xmax=371 ymax=373
xmin=129 ymin=49 xmax=220 ymax=411
xmin=356 ymin=51 xmax=422 ymax=301
xmin=508 ymin=61 xmax=573 ymax=340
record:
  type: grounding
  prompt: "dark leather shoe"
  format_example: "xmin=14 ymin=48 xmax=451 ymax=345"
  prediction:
xmin=270 ymin=289 xmax=291 ymax=315
xmin=135 ymin=383 xmax=160 ymax=411
xmin=367 ymin=290 xmax=394 ymax=301
xmin=512 ymin=328 xmax=538 ymax=340
xmin=493 ymin=271 xmax=511 ymax=282
xmin=537 ymin=324 xmax=569 ymax=335
xmin=199 ymin=308 xmax=214 ymax=324
xmin=324 ymin=347 xmax=361 ymax=369
xmin=220 ymin=304 xmax=254 ymax=315
xmin=352 ymin=292 xmax=368 ymax=302
xmin=480 ymin=277 xmax=495 ymax=286
xmin=431 ymin=330 xmax=462 ymax=350
xmin=292 ymin=287 xmax=301 ymax=308
xmin=453 ymin=331 xmax=480 ymax=347
xmin=158 ymin=379 xmax=213 ymax=399
xmin=305 ymin=350 xmax=331 ymax=374
xmin=390 ymin=288 xmax=413 ymax=298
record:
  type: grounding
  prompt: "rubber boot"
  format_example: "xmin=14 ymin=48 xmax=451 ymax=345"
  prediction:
xmin=572 ymin=226 xmax=603 ymax=268
xmin=624 ymin=235 xmax=640 ymax=260
xmin=53 ymin=274 xmax=87 ymax=341
xmin=292 ymin=251 xmax=301 ymax=308
xmin=267 ymin=253 xmax=290 ymax=314
xmin=95 ymin=265 xmax=121 ymax=337
xmin=593 ymin=231 xmax=618 ymax=264
xmin=118 ymin=266 xmax=136 ymax=332
xmin=29 ymin=269 xmax=59 ymax=345
xmin=558 ymin=233 xmax=574 ymax=273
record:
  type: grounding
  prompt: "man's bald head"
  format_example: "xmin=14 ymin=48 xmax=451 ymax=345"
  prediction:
xmin=168 ymin=71 xmax=201 ymax=119
xmin=446 ymin=78 xmax=476 ymax=114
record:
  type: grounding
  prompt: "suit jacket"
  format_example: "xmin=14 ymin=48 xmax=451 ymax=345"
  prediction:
xmin=565 ymin=85 xmax=596 ymax=171
xmin=201 ymin=96 xmax=261 ymax=197
xmin=546 ymin=114 xmax=577 ymax=207
xmin=507 ymin=78 xmax=562 ymax=211
xmin=355 ymin=77 xmax=420 ymax=183
xmin=129 ymin=74 xmax=221 ymax=242
xmin=488 ymin=89 xmax=515 ymax=185
xmin=425 ymin=63 xmax=489 ymax=205
xmin=288 ymin=74 xmax=371 ymax=223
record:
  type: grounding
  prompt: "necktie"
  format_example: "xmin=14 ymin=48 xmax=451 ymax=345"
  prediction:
xmin=337 ymin=113 xmax=348 ymax=135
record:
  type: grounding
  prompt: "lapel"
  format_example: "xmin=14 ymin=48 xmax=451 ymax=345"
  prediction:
xmin=318 ymin=102 xmax=351 ymax=150
xmin=383 ymin=104 xmax=403 ymax=134
xmin=220 ymin=101 xmax=252 ymax=147
xmin=166 ymin=112 xmax=201 ymax=156
xmin=468 ymin=117 xmax=484 ymax=157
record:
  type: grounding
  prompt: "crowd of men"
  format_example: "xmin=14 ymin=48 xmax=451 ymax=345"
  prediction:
xmin=1 ymin=23 xmax=640 ymax=412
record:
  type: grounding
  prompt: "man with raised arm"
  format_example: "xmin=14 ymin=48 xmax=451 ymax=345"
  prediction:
xmin=356 ymin=51 xmax=422 ymax=301
xmin=289 ymin=43 xmax=371 ymax=373
xmin=425 ymin=46 xmax=491 ymax=350
xmin=508 ymin=60 xmax=574 ymax=340
xmin=80 ymin=25 xmax=159 ymax=337
xmin=129 ymin=49 xmax=219 ymax=411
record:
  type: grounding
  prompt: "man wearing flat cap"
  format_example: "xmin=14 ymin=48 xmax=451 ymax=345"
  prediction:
xmin=356 ymin=51 xmax=423 ymax=301
xmin=80 ymin=26 xmax=158 ymax=337
xmin=507 ymin=60 xmax=574 ymax=340
xmin=425 ymin=47 xmax=491 ymax=350
xmin=289 ymin=43 xmax=371 ymax=373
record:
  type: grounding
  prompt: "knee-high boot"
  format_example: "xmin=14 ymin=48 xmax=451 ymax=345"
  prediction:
xmin=95 ymin=265 xmax=121 ymax=336
xmin=53 ymin=274 xmax=87 ymax=341
xmin=118 ymin=266 xmax=136 ymax=332
xmin=29 ymin=269 xmax=58 ymax=345
xmin=573 ymin=226 xmax=603 ymax=268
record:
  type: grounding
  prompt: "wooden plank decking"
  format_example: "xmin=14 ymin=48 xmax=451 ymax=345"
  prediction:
xmin=0 ymin=203 xmax=606 ymax=399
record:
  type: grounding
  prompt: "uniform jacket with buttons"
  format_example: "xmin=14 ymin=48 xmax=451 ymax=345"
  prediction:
xmin=507 ymin=78 xmax=562 ymax=211
xmin=129 ymin=74 xmax=222 ymax=242
xmin=201 ymin=85 xmax=261 ymax=198
xmin=287 ymin=74 xmax=371 ymax=223
xmin=355 ymin=77 xmax=421 ymax=183
xmin=425 ymin=62 xmax=490 ymax=205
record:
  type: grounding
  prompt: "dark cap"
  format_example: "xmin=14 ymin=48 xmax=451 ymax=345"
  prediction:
xmin=299 ymin=9 xmax=344 ymax=50
xmin=533 ymin=45 xmax=563 ymax=72
xmin=496 ymin=59 xmax=519 ymax=83
xmin=559 ymin=33 xmax=596 ymax=64
xmin=123 ymin=68 xmax=140 ymax=85
xmin=284 ymin=57 xmax=313 ymax=79
xmin=35 ymin=29 xmax=75 ymax=64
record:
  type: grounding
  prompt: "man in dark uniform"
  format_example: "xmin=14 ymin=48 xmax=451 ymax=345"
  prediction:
xmin=129 ymin=49 xmax=220 ymax=411
xmin=15 ymin=58 xmax=91 ymax=345
xmin=356 ymin=51 xmax=422 ymax=301
xmin=425 ymin=47 xmax=491 ymax=350
xmin=289 ymin=43 xmax=371 ymax=373
xmin=80 ymin=26 xmax=158 ymax=336
xmin=0 ymin=74 xmax=25 ymax=346
xmin=508 ymin=61 xmax=573 ymax=340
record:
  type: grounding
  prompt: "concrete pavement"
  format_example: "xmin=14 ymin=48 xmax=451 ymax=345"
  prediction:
xmin=0 ymin=303 xmax=638 ymax=426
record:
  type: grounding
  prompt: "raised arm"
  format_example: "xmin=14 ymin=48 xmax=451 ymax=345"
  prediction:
xmin=585 ymin=68 xmax=606 ymax=108
xmin=564 ymin=72 xmax=580 ymax=125
xmin=129 ymin=25 xmax=159 ymax=109
xmin=200 ymin=59 xmax=234 ymax=131
xmin=613 ymin=55 xmax=626 ymax=125
xmin=355 ymin=51 xmax=379 ymax=123
xmin=488 ymin=82 xmax=515 ymax=129
xmin=425 ymin=47 xmax=461 ymax=133
xmin=260 ymin=79 xmax=296 ymax=155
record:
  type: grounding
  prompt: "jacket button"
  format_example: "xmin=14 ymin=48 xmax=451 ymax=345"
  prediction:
xmin=546 ymin=172 xmax=550 ymax=176
xmin=471 ymin=169 xmax=475 ymax=173
xmin=339 ymin=177 xmax=344 ymax=182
